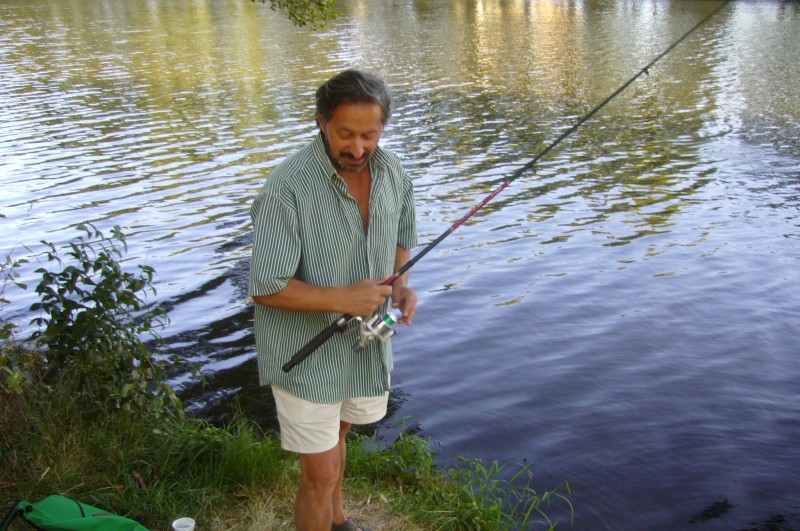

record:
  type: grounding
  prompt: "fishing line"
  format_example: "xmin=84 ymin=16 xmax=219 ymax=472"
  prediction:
xmin=282 ymin=0 xmax=732 ymax=372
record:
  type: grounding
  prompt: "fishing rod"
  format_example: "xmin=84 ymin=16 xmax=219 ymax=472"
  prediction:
xmin=282 ymin=0 xmax=732 ymax=372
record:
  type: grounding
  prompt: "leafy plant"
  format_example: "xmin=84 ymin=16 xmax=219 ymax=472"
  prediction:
xmin=1 ymin=243 xmax=30 ymax=393
xmin=252 ymin=0 xmax=339 ymax=28
xmin=1 ymin=252 xmax=28 ymax=342
xmin=17 ymin=223 xmax=179 ymax=417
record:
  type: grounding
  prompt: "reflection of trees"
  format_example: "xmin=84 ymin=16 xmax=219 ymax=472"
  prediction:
xmin=3 ymin=1 xmax=327 ymax=170
xmin=384 ymin=0 xmax=730 ymax=247
xmin=3 ymin=0 xmax=787 ymax=251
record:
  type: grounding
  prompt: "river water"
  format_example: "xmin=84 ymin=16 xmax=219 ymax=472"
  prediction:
xmin=2 ymin=0 xmax=799 ymax=529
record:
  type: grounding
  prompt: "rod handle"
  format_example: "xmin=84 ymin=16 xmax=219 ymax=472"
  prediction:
xmin=281 ymin=314 xmax=353 ymax=372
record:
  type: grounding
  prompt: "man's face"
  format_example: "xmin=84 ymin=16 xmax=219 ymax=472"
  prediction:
xmin=317 ymin=102 xmax=384 ymax=174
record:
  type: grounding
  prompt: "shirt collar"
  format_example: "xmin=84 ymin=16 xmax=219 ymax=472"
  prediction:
xmin=310 ymin=132 xmax=338 ymax=180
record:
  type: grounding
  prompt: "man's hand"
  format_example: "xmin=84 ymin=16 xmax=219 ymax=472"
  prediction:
xmin=345 ymin=278 xmax=393 ymax=317
xmin=391 ymin=284 xmax=417 ymax=324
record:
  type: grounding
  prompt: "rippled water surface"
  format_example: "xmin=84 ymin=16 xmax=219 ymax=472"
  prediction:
xmin=2 ymin=1 xmax=799 ymax=528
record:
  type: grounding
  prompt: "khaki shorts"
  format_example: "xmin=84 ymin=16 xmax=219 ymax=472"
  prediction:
xmin=271 ymin=385 xmax=389 ymax=454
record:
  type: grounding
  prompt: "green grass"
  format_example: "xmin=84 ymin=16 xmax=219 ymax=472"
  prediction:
xmin=347 ymin=425 xmax=572 ymax=530
xmin=1 ymin=379 xmax=571 ymax=530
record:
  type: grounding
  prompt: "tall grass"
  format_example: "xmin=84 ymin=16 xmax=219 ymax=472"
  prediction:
xmin=1 ymin=383 xmax=291 ymax=528
xmin=2 ymin=392 xmax=572 ymax=530
xmin=347 ymin=427 xmax=572 ymax=530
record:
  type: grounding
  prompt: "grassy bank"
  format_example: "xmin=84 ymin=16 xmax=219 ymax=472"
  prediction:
xmin=1 ymin=379 xmax=571 ymax=530
xmin=1 ymin=225 xmax=571 ymax=530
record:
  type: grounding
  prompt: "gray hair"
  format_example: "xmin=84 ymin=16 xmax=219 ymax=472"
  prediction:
xmin=315 ymin=70 xmax=392 ymax=125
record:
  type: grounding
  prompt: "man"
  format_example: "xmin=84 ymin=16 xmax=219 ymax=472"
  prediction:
xmin=249 ymin=70 xmax=418 ymax=531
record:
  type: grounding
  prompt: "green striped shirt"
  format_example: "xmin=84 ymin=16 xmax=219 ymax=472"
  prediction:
xmin=249 ymin=133 xmax=418 ymax=404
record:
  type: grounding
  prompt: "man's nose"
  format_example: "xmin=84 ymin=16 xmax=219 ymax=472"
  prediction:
xmin=350 ymin=140 xmax=365 ymax=159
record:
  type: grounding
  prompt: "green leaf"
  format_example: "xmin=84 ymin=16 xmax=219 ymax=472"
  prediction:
xmin=253 ymin=0 xmax=339 ymax=28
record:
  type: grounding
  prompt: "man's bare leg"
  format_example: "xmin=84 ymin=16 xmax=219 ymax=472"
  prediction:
xmin=296 ymin=442 xmax=341 ymax=531
xmin=332 ymin=421 xmax=352 ymax=525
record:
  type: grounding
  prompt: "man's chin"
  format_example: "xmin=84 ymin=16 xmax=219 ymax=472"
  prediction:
xmin=336 ymin=158 xmax=368 ymax=173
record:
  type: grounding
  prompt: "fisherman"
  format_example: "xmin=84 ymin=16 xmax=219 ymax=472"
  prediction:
xmin=249 ymin=69 xmax=418 ymax=531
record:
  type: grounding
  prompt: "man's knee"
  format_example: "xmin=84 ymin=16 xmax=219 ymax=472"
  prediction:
xmin=300 ymin=450 xmax=340 ymax=492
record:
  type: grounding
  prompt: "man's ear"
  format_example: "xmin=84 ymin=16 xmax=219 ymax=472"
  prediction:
xmin=315 ymin=113 xmax=325 ymax=132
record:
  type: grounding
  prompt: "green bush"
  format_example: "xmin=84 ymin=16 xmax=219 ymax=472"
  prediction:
xmin=253 ymin=0 xmax=339 ymax=28
xmin=1 ymin=224 xmax=180 ymax=419
xmin=1 ymin=248 xmax=29 ymax=394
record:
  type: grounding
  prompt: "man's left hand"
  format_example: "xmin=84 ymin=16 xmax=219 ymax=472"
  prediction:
xmin=391 ymin=285 xmax=417 ymax=325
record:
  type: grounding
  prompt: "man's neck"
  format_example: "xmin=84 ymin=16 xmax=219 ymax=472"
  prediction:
xmin=340 ymin=166 xmax=372 ymax=233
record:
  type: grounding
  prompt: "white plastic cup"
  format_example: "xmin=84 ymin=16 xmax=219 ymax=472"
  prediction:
xmin=171 ymin=517 xmax=196 ymax=531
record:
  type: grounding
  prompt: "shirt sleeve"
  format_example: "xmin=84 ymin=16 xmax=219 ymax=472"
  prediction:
xmin=397 ymin=169 xmax=418 ymax=250
xmin=249 ymin=183 xmax=300 ymax=297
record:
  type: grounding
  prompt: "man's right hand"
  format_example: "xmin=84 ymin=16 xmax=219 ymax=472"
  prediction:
xmin=343 ymin=278 xmax=392 ymax=317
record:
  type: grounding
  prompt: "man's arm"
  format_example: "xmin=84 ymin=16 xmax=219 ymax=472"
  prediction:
xmin=391 ymin=245 xmax=417 ymax=324
xmin=253 ymin=277 xmax=392 ymax=318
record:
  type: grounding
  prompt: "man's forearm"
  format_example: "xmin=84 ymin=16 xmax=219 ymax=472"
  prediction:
xmin=393 ymin=245 xmax=411 ymax=287
xmin=252 ymin=279 xmax=347 ymax=314
xmin=254 ymin=277 xmax=393 ymax=318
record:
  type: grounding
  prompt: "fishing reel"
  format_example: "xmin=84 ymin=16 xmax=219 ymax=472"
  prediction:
xmin=349 ymin=310 xmax=400 ymax=353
